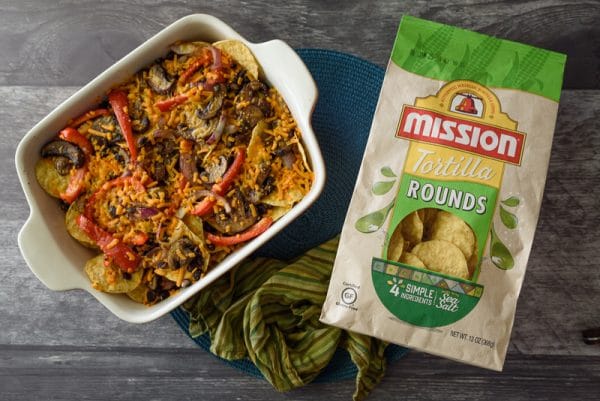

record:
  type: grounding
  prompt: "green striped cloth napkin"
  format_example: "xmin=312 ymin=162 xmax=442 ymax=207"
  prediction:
xmin=183 ymin=236 xmax=388 ymax=400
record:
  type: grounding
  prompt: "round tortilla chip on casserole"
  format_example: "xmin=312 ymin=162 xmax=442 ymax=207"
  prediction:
xmin=213 ymin=39 xmax=259 ymax=80
xmin=35 ymin=158 xmax=69 ymax=198
xmin=85 ymin=254 xmax=143 ymax=293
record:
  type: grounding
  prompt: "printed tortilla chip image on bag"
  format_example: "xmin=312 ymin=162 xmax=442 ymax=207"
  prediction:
xmin=320 ymin=16 xmax=566 ymax=371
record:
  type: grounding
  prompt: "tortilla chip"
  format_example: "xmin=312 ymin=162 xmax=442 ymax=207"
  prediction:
xmin=65 ymin=197 xmax=98 ymax=249
xmin=247 ymin=120 xmax=270 ymax=163
xmin=386 ymin=224 xmax=404 ymax=261
xmin=430 ymin=211 xmax=476 ymax=260
xmin=401 ymin=211 xmax=423 ymax=247
xmin=182 ymin=213 xmax=205 ymax=239
xmin=154 ymin=267 xmax=193 ymax=283
xmin=126 ymin=284 xmax=149 ymax=304
xmin=412 ymin=240 xmax=469 ymax=279
xmin=467 ymin=237 xmax=479 ymax=277
xmin=400 ymin=252 xmax=426 ymax=269
xmin=85 ymin=255 xmax=143 ymax=293
xmin=262 ymin=187 xmax=304 ymax=207
xmin=213 ymin=40 xmax=259 ymax=80
xmin=35 ymin=158 xmax=68 ymax=198
xmin=268 ymin=206 xmax=292 ymax=221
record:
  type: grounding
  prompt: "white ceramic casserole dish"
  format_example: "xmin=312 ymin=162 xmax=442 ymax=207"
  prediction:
xmin=15 ymin=14 xmax=325 ymax=323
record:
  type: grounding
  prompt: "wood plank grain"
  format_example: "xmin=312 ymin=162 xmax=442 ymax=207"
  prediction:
xmin=0 ymin=0 xmax=597 ymax=88
xmin=1 ymin=347 xmax=599 ymax=401
xmin=1 ymin=86 xmax=598 ymax=357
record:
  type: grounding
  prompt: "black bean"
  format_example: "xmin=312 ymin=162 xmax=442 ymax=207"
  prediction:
xmin=193 ymin=269 xmax=202 ymax=281
xmin=160 ymin=290 xmax=170 ymax=300
xmin=59 ymin=200 xmax=70 ymax=211
xmin=146 ymin=290 xmax=156 ymax=303
xmin=255 ymin=203 xmax=269 ymax=215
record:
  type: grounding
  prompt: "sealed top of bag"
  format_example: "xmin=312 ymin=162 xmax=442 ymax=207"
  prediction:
xmin=320 ymin=16 xmax=566 ymax=371
xmin=395 ymin=16 xmax=566 ymax=101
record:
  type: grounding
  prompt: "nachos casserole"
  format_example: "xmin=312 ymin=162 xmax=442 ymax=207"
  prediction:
xmin=35 ymin=40 xmax=313 ymax=305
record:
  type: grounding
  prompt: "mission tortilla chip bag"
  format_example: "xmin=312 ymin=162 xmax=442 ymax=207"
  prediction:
xmin=320 ymin=16 xmax=566 ymax=371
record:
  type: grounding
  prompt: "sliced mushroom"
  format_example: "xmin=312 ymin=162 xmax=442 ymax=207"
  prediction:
xmin=129 ymin=97 xmax=148 ymax=127
xmin=167 ymin=238 xmax=202 ymax=270
xmin=207 ymin=191 xmax=258 ymax=234
xmin=147 ymin=64 xmax=175 ymax=94
xmin=273 ymin=145 xmax=295 ymax=169
xmin=238 ymin=80 xmax=272 ymax=116
xmin=90 ymin=115 xmax=123 ymax=145
xmin=41 ymin=140 xmax=85 ymax=169
xmin=54 ymin=156 xmax=73 ymax=175
xmin=152 ymin=161 xmax=167 ymax=183
xmin=197 ymin=85 xmax=225 ymax=120
xmin=200 ymin=155 xmax=228 ymax=184
xmin=246 ymin=162 xmax=275 ymax=204
xmin=142 ymin=139 xmax=177 ymax=183
xmin=177 ymin=112 xmax=218 ymax=142
xmin=111 ymin=146 xmax=130 ymax=166
xmin=237 ymin=104 xmax=264 ymax=131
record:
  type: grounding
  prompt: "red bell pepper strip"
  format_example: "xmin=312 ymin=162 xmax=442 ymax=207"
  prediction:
xmin=76 ymin=214 xmax=140 ymax=273
xmin=190 ymin=195 xmax=216 ymax=217
xmin=69 ymin=108 xmax=110 ymax=128
xmin=129 ymin=231 xmax=149 ymax=246
xmin=59 ymin=127 xmax=93 ymax=157
xmin=206 ymin=217 xmax=273 ymax=247
xmin=191 ymin=147 xmax=246 ymax=216
xmin=178 ymin=50 xmax=211 ymax=84
xmin=108 ymin=90 xmax=137 ymax=162
xmin=213 ymin=147 xmax=246 ymax=194
xmin=155 ymin=94 xmax=189 ymax=112
xmin=60 ymin=167 xmax=86 ymax=204
xmin=57 ymin=127 xmax=93 ymax=204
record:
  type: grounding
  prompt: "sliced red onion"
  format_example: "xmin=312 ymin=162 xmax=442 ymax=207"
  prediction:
xmin=155 ymin=221 xmax=165 ymax=243
xmin=281 ymin=151 xmax=296 ymax=169
xmin=206 ymin=113 xmax=226 ymax=145
xmin=196 ymin=80 xmax=215 ymax=91
xmin=192 ymin=189 xmax=213 ymax=200
xmin=138 ymin=207 xmax=159 ymax=219
xmin=193 ymin=189 xmax=231 ymax=214
xmin=209 ymin=46 xmax=222 ymax=71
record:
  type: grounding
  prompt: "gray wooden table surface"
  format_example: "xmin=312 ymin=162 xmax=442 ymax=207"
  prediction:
xmin=1 ymin=1 xmax=599 ymax=400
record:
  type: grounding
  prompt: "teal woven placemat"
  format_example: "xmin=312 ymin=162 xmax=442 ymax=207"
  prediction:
xmin=171 ymin=48 xmax=409 ymax=381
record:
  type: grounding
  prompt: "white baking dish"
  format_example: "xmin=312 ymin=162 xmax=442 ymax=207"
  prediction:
xmin=15 ymin=14 xmax=324 ymax=323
